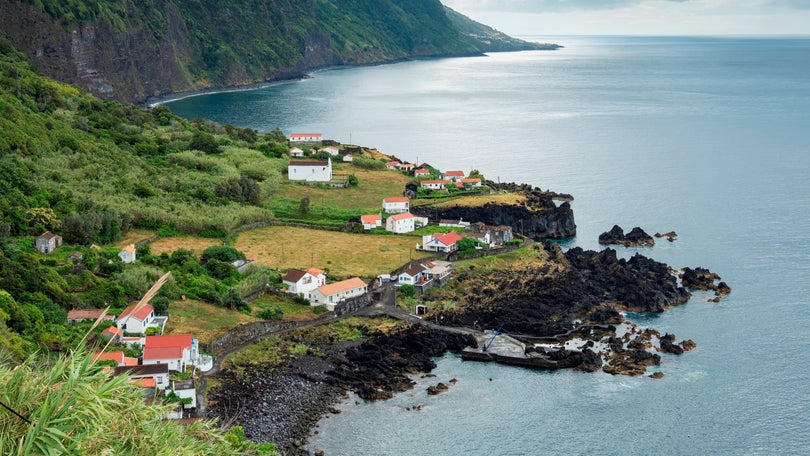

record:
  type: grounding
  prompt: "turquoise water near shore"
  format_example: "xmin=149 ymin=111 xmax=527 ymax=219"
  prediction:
xmin=167 ymin=36 xmax=810 ymax=454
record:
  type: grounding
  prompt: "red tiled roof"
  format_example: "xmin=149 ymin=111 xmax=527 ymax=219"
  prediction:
xmin=307 ymin=268 xmax=326 ymax=277
xmin=143 ymin=346 xmax=184 ymax=361
xmin=290 ymin=133 xmax=322 ymax=138
xmin=361 ymin=214 xmax=381 ymax=224
xmin=383 ymin=197 xmax=409 ymax=204
xmin=133 ymin=378 xmax=156 ymax=388
xmin=414 ymin=168 xmax=429 ymax=174
xmin=421 ymin=180 xmax=450 ymax=185
xmin=93 ymin=351 xmax=125 ymax=364
xmin=118 ymin=303 xmax=153 ymax=322
xmin=387 ymin=161 xmax=400 ymax=166
xmin=443 ymin=170 xmax=464 ymax=177
xmin=121 ymin=245 xmax=135 ymax=253
xmin=145 ymin=334 xmax=193 ymax=350
xmin=317 ymin=277 xmax=367 ymax=297
xmin=435 ymin=232 xmax=462 ymax=246
xmin=461 ymin=178 xmax=481 ymax=183
xmin=124 ymin=357 xmax=139 ymax=366
xmin=389 ymin=212 xmax=415 ymax=221
xmin=39 ymin=231 xmax=58 ymax=239
xmin=399 ymin=163 xmax=414 ymax=169
xmin=102 ymin=326 xmax=123 ymax=338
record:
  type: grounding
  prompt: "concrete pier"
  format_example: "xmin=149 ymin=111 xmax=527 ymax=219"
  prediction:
xmin=462 ymin=332 xmax=559 ymax=369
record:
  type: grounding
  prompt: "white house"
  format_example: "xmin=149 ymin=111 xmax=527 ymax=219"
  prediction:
xmin=289 ymin=147 xmax=304 ymax=157
xmin=35 ymin=231 xmax=62 ymax=254
xmin=441 ymin=170 xmax=465 ymax=181
xmin=288 ymin=158 xmax=332 ymax=182
xmin=386 ymin=212 xmax=426 ymax=234
xmin=420 ymin=179 xmax=451 ymax=190
xmin=399 ymin=163 xmax=415 ymax=172
xmin=398 ymin=263 xmax=429 ymax=286
xmin=143 ymin=334 xmax=197 ymax=373
xmin=382 ymin=196 xmax=410 ymax=213
xmin=439 ymin=219 xmax=471 ymax=229
xmin=289 ymin=133 xmax=323 ymax=145
xmin=386 ymin=160 xmax=401 ymax=169
xmin=414 ymin=168 xmax=430 ymax=178
xmin=461 ymin=177 xmax=482 ymax=188
xmin=283 ymin=268 xmax=327 ymax=296
xmin=116 ymin=303 xmax=156 ymax=334
xmin=310 ymin=277 xmax=368 ymax=311
xmin=342 ymin=153 xmax=353 ymax=162
xmin=421 ymin=232 xmax=462 ymax=253
xmin=321 ymin=146 xmax=340 ymax=156
xmin=361 ymin=214 xmax=382 ymax=230
xmin=170 ymin=379 xmax=197 ymax=409
xmin=119 ymin=244 xmax=136 ymax=264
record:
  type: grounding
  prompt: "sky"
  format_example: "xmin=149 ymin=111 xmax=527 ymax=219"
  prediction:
xmin=441 ymin=0 xmax=810 ymax=36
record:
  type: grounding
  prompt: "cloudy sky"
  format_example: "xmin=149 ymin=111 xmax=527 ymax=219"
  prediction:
xmin=442 ymin=0 xmax=810 ymax=35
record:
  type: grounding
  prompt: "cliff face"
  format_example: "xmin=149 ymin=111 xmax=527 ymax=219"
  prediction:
xmin=1 ymin=0 xmax=554 ymax=104
xmin=411 ymin=201 xmax=576 ymax=239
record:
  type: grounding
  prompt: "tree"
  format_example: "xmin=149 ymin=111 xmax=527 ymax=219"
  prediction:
xmin=347 ymin=174 xmax=359 ymax=187
xmin=189 ymin=131 xmax=221 ymax=154
xmin=201 ymin=245 xmax=245 ymax=263
xmin=399 ymin=284 xmax=416 ymax=298
xmin=298 ymin=195 xmax=311 ymax=215
xmin=223 ymin=288 xmax=249 ymax=312
xmin=151 ymin=296 xmax=170 ymax=315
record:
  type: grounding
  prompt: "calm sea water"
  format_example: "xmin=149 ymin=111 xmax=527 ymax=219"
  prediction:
xmin=167 ymin=36 xmax=810 ymax=455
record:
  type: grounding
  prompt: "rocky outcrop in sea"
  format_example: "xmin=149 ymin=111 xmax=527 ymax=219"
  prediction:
xmin=598 ymin=225 xmax=655 ymax=247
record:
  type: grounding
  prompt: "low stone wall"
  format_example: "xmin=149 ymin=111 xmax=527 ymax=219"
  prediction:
xmin=203 ymin=320 xmax=303 ymax=355
xmin=333 ymin=292 xmax=375 ymax=317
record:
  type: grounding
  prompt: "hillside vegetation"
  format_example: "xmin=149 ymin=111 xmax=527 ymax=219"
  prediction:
xmin=1 ymin=0 xmax=557 ymax=104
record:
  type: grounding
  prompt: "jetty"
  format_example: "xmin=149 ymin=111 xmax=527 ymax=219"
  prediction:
xmin=461 ymin=331 xmax=559 ymax=369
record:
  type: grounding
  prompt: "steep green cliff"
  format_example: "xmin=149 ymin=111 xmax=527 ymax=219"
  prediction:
xmin=0 ymin=0 xmax=555 ymax=104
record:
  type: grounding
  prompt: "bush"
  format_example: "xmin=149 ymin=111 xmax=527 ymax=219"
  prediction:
xmin=257 ymin=307 xmax=283 ymax=320
xmin=311 ymin=304 xmax=328 ymax=314
xmin=189 ymin=131 xmax=221 ymax=154
xmin=201 ymin=245 xmax=245 ymax=263
xmin=398 ymin=284 xmax=416 ymax=298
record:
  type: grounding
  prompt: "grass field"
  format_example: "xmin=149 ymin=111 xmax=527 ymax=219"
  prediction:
xmin=148 ymin=236 xmax=222 ymax=256
xmin=233 ymin=226 xmax=432 ymax=278
xmin=163 ymin=299 xmax=259 ymax=344
xmin=274 ymin=166 xmax=412 ymax=213
xmin=251 ymin=294 xmax=319 ymax=321
xmin=416 ymin=192 xmax=525 ymax=208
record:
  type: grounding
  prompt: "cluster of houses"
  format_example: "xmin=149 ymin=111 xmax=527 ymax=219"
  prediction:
xmin=385 ymin=161 xmax=483 ymax=191
xmin=67 ymin=303 xmax=207 ymax=419
xmin=287 ymin=132 xmax=356 ymax=183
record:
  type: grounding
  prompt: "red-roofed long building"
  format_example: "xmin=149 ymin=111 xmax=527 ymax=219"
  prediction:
xmin=143 ymin=334 xmax=198 ymax=372
xmin=310 ymin=277 xmax=368 ymax=311
xmin=382 ymin=196 xmax=410 ymax=214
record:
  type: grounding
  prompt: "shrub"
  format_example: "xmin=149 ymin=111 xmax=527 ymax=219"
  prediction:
xmin=257 ymin=307 xmax=284 ymax=320
xmin=311 ymin=304 xmax=328 ymax=314
xmin=398 ymin=284 xmax=416 ymax=298
xmin=201 ymin=245 xmax=245 ymax=263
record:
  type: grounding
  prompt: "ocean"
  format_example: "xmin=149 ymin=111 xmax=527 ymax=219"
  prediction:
xmin=166 ymin=36 xmax=810 ymax=454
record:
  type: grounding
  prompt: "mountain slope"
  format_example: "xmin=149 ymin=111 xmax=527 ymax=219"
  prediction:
xmin=0 ymin=0 xmax=556 ymax=104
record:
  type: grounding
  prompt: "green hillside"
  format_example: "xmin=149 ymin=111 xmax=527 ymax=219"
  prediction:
xmin=0 ymin=0 xmax=554 ymax=104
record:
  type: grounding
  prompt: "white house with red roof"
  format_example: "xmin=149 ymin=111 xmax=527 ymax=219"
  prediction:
xmin=441 ymin=170 xmax=465 ymax=181
xmin=421 ymin=179 xmax=451 ymax=190
xmin=386 ymin=212 xmax=427 ymax=234
xmin=288 ymin=158 xmax=332 ymax=182
xmin=119 ymin=244 xmax=136 ymax=264
xmin=116 ymin=303 xmax=158 ymax=334
xmin=289 ymin=147 xmax=304 ymax=157
xmin=289 ymin=133 xmax=323 ymax=145
xmin=283 ymin=268 xmax=327 ymax=296
xmin=35 ymin=231 xmax=62 ymax=254
xmin=421 ymin=232 xmax=463 ymax=253
xmin=102 ymin=326 xmax=124 ymax=342
xmin=310 ymin=277 xmax=368 ymax=311
xmin=386 ymin=160 xmax=401 ymax=169
xmin=382 ymin=196 xmax=410 ymax=214
xmin=414 ymin=168 xmax=430 ymax=177
xmin=321 ymin=146 xmax=340 ymax=156
xmin=143 ymin=334 xmax=197 ymax=372
xmin=114 ymin=364 xmax=170 ymax=391
xmin=461 ymin=177 xmax=482 ymax=188
xmin=361 ymin=214 xmax=382 ymax=230
xmin=399 ymin=163 xmax=415 ymax=172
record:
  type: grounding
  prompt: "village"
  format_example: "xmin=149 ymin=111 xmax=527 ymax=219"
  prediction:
xmin=32 ymin=131 xmax=521 ymax=421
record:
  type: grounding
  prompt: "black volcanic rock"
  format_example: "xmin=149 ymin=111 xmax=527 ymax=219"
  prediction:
xmin=599 ymin=225 xmax=655 ymax=247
